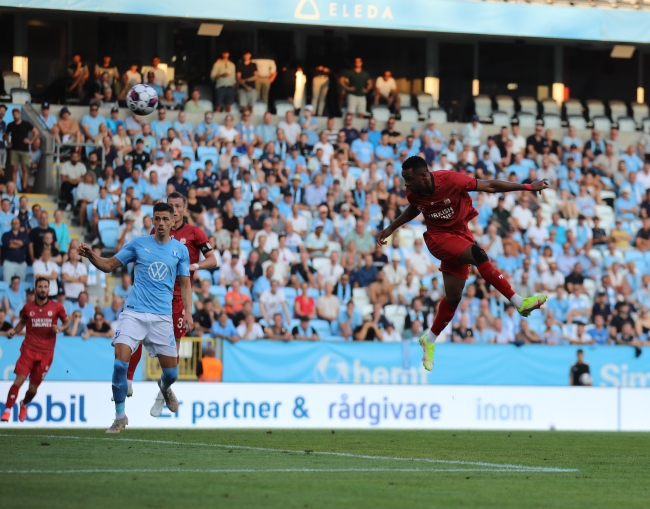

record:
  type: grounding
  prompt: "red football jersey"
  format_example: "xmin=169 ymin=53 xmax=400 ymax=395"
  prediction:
xmin=152 ymin=222 xmax=212 ymax=296
xmin=20 ymin=299 xmax=67 ymax=353
xmin=406 ymin=170 xmax=478 ymax=234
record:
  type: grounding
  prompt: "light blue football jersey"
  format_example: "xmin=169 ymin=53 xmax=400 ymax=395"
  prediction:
xmin=115 ymin=236 xmax=190 ymax=315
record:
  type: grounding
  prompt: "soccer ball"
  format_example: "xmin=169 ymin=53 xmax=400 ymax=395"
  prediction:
xmin=126 ymin=84 xmax=159 ymax=116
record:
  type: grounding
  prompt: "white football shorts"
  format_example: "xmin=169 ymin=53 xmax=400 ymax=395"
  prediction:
xmin=113 ymin=310 xmax=177 ymax=358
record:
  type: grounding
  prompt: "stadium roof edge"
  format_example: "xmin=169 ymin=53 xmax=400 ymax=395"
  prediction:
xmin=4 ymin=0 xmax=650 ymax=44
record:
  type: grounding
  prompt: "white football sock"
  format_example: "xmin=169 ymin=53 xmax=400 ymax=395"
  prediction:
xmin=157 ymin=390 xmax=164 ymax=398
xmin=510 ymin=294 xmax=524 ymax=308
xmin=127 ymin=379 xmax=133 ymax=388
xmin=116 ymin=412 xmax=125 ymax=420
xmin=427 ymin=330 xmax=438 ymax=343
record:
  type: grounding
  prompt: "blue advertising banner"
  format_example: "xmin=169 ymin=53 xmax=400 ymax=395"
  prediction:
xmin=223 ymin=341 xmax=650 ymax=387
xmin=0 ymin=337 xmax=142 ymax=382
xmin=3 ymin=0 xmax=650 ymax=44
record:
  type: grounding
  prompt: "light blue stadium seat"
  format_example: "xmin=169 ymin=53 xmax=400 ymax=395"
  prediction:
xmin=240 ymin=286 xmax=252 ymax=297
xmin=197 ymin=270 xmax=212 ymax=282
xmin=240 ymin=239 xmax=252 ymax=251
xmin=172 ymin=159 xmax=183 ymax=168
xmin=307 ymin=288 xmax=321 ymax=299
xmin=212 ymin=270 xmax=220 ymax=284
xmin=209 ymin=285 xmax=227 ymax=297
xmin=252 ymin=301 xmax=260 ymax=317
xmin=181 ymin=146 xmax=195 ymax=160
xmin=349 ymin=167 xmax=363 ymax=180
xmin=282 ymin=287 xmax=297 ymax=301
xmin=20 ymin=281 xmax=33 ymax=293
xmin=199 ymin=155 xmax=217 ymax=166
xmin=141 ymin=204 xmax=154 ymax=218
xmin=98 ymin=219 xmax=120 ymax=250
xmin=625 ymin=250 xmax=644 ymax=264
xmin=197 ymin=146 xmax=218 ymax=159
xmin=0 ymin=281 xmax=9 ymax=293
xmin=312 ymin=319 xmax=332 ymax=337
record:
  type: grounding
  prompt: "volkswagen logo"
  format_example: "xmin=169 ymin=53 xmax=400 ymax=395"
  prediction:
xmin=148 ymin=261 xmax=169 ymax=281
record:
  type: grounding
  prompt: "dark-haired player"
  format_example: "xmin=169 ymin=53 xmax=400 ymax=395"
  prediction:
xmin=1 ymin=278 xmax=68 ymax=422
xmin=126 ymin=191 xmax=217 ymax=417
xmin=80 ymin=202 xmax=192 ymax=433
xmin=377 ymin=156 xmax=548 ymax=371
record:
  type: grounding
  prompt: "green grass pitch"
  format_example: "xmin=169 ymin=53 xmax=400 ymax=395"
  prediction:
xmin=0 ymin=429 xmax=648 ymax=508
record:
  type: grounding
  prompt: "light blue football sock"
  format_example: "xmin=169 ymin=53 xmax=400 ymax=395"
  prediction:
xmin=161 ymin=366 xmax=178 ymax=392
xmin=112 ymin=359 xmax=129 ymax=418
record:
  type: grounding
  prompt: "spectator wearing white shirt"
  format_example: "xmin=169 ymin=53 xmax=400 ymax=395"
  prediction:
xmin=251 ymin=57 xmax=277 ymax=106
xmin=383 ymin=254 xmax=407 ymax=287
xmin=492 ymin=317 xmax=514 ymax=344
xmin=33 ymin=248 xmax=59 ymax=297
xmin=236 ymin=313 xmax=265 ymax=340
xmin=407 ymin=238 xmax=436 ymax=279
xmin=511 ymin=196 xmax=534 ymax=232
xmin=278 ymin=111 xmax=301 ymax=146
xmin=286 ymin=204 xmax=308 ymax=236
xmin=477 ymin=136 xmax=502 ymax=165
xmin=508 ymin=124 xmax=526 ymax=155
xmin=562 ymin=125 xmax=584 ymax=153
xmin=260 ymin=280 xmax=290 ymax=324
xmin=144 ymin=153 xmax=174 ymax=183
xmin=373 ymin=70 xmax=400 ymax=111
xmin=381 ymin=321 xmax=402 ymax=343
xmin=149 ymin=56 xmax=168 ymax=88
xmin=461 ymin=115 xmax=482 ymax=149
xmin=333 ymin=204 xmax=356 ymax=243
xmin=253 ymin=218 xmax=279 ymax=253
xmin=318 ymin=252 xmax=345 ymax=289
xmin=541 ymin=261 xmax=566 ymax=291
xmin=313 ymin=131 xmax=335 ymax=162
xmin=61 ymin=247 xmax=88 ymax=301
xmin=217 ymin=115 xmax=238 ymax=143
xmin=262 ymin=249 xmax=288 ymax=285
xmin=219 ymin=254 xmax=245 ymax=286
xmin=526 ymin=215 xmax=550 ymax=248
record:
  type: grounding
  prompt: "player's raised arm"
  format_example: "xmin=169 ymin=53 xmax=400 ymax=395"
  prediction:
xmin=376 ymin=204 xmax=421 ymax=246
xmin=475 ymin=179 xmax=549 ymax=194
xmin=78 ymin=243 xmax=123 ymax=273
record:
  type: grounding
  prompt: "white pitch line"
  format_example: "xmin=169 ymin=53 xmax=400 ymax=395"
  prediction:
xmin=0 ymin=468 xmax=544 ymax=474
xmin=0 ymin=433 xmax=578 ymax=473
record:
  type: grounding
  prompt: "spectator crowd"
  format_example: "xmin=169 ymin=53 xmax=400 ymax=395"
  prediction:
xmin=1 ymin=53 xmax=649 ymax=354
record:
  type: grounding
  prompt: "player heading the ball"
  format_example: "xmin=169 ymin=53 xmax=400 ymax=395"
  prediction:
xmin=79 ymin=202 xmax=193 ymax=434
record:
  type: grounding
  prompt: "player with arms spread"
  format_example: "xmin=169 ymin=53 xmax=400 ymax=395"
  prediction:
xmin=376 ymin=156 xmax=548 ymax=371
xmin=125 ymin=191 xmax=217 ymax=417
xmin=1 ymin=278 xmax=69 ymax=422
xmin=79 ymin=202 xmax=193 ymax=433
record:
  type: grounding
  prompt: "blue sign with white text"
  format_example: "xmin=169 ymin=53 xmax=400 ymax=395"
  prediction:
xmin=224 ymin=341 xmax=650 ymax=387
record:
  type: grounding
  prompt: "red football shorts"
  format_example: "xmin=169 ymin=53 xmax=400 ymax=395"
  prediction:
xmin=423 ymin=229 xmax=475 ymax=280
xmin=14 ymin=346 xmax=54 ymax=387
xmin=172 ymin=294 xmax=186 ymax=340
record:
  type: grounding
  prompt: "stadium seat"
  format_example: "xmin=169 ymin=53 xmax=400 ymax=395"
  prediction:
xmin=517 ymin=112 xmax=536 ymax=128
xmin=197 ymin=270 xmax=212 ymax=281
xmin=141 ymin=204 xmax=154 ymax=218
xmin=326 ymin=241 xmax=342 ymax=254
xmin=0 ymin=281 xmax=9 ymax=294
xmin=568 ymin=116 xmax=587 ymax=130
xmin=617 ymin=117 xmax=636 ymax=132
xmin=643 ymin=119 xmax=650 ymax=135
xmin=98 ymin=219 xmax=120 ymax=250
xmin=474 ymin=94 xmax=493 ymax=120
xmin=370 ymin=105 xmax=390 ymax=121
xmin=399 ymin=107 xmax=419 ymax=123
xmin=198 ymin=99 xmax=214 ymax=112
xmin=593 ymin=116 xmax=612 ymax=131
xmin=564 ymin=99 xmax=583 ymax=118
xmin=543 ymin=114 xmax=561 ymax=128
xmin=10 ymin=88 xmax=30 ymax=105
xmin=275 ymin=100 xmax=294 ymax=117
xmin=491 ymin=111 xmax=511 ymax=126
xmin=311 ymin=319 xmax=332 ymax=337
xmin=416 ymin=93 xmax=434 ymax=116
xmin=495 ymin=95 xmax=515 ymax=118
xmin=398 ymin=93 xmax=412 ymax=108
xmin=348 ymin=166 xmax=363 ymax=180
xmin=427 ymin=107 xmax=447 ymax=124
xmin=609 ymin=100 xmax=628 ymax=122
xmin=209 ymin=285 xmax=227 ymax=297
xmin=197 ymin=146 xmax=218 ymax=159
xmin=586 ymin=99 xmax=605 ymax=120
xmin=252 ymin=101 xmax=268 ymax=116
xmin=624 ymin=250 xmax=644 ymax=264
xmin=181 ymin=146 xmax=195 ymax=160
xmin=211 ymin=270 xmax=220 ymax=284
xmin=2 ymin=71 xmax=21 ymax=97
xmin=631 ymin=102 xmax=648 ymax=125
xmin=312 ymin=257 xmax=329 ymax=271
xmin=541 ymin=98 xmax=560 ymax=116
xmin=518 ymin=96 xmax=538 ymax=116
xmin=307 ymin=288 xmax=321 ymax=300
xmin=19 ymin=281 xmax=32 ymax=294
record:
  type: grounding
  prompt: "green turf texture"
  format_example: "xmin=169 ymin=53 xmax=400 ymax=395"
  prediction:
xmin=0 ymin=429 xmax=648 ymax=509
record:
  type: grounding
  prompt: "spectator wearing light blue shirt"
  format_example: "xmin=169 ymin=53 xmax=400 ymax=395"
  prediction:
xmin=615 ymin=189 xmax=638 ymax=221
xmin=256 ymin=112 xmax=277 ymax=145
xmin=134 ymin=125 xmax=157 ymax=154
xmin=366 ymin=118 xmax=381 ymax=147
xmin=284 ymin=146 xmax=307 ymax=174
xmin=173 ymin=113 xmax=194 ymax=146
xmin=621 ymin=172 xmax=646 ymax=205
xmin=375 ymin=134 xmax=395 ymax=165
xmin=588 ymin=314 xmax=609 ymax=345
xmin=350 ymin=128 xmax=375 ymax=168
xmin=0 ymin=199 xmax=13 ymax=238
xmin=473 ymin=316 xmax=495 ymax=344
xmin=211 ymin=313 xmax=239 ymax=340
xmin=236 ymin=112 xmax=257 ymax=146
xmin=299 ymin=106 xmax=319 ymax=146
xmin=39 ymin=102 xmax=57 ymax=129
xmin=622 ymin=145 xmax=644 ymax=173
xmin=143 ymin=171 xmax=167 ymax=203
xmin=333 ymin=301 xmax=363 ymax=339
xmin=305 ymin=174 xmax=328 ymax=208
xmin=546 ymin=288 xmax=570 ymax=322
xmin=122 ymin=168 xmax=146 ymax=199
xmin=149 ymin=108 xmax=172 ymax=141
xmin=81 ymin=104 xmax=106 ymax=139
xmin=496 ymin=244 xmax=520 ymax=275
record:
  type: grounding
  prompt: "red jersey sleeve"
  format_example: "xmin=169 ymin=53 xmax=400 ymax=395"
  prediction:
xmin=57 ymin=302 xmax=67 ymax=321
xmin=194 ymin=227 xmax=212 ymax=255
xmin=19 ymin=304 xmax=28 ymax=322
xmin=451 ymin=172 xmax=478 ymax=193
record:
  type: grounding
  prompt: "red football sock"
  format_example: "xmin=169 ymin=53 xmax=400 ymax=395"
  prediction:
xmin=22 ymin=389 xmax=37 ymax=405
xmin=431 ymin=297 xmax=458 ymax=336
xmin=476 ymin=260 xmax=515 ymax=300
xmin=126 ymin=343 xmax=143 ymax=381
xmin=5 ymin=384 xmax=20 ymax=410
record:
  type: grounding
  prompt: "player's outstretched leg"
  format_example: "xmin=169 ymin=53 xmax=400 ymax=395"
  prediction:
xmin=18 ymin=385 xmax=38 ymax=422
xmin=463 ymin=244 xmax=546 ymax=317
xmin=107 ymin=358 xmax=129 ymax=434
xmin=1 ymin=382 xmax=22 ymax=422
xmin=420 ymin=296 xmax=458 ymax=371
